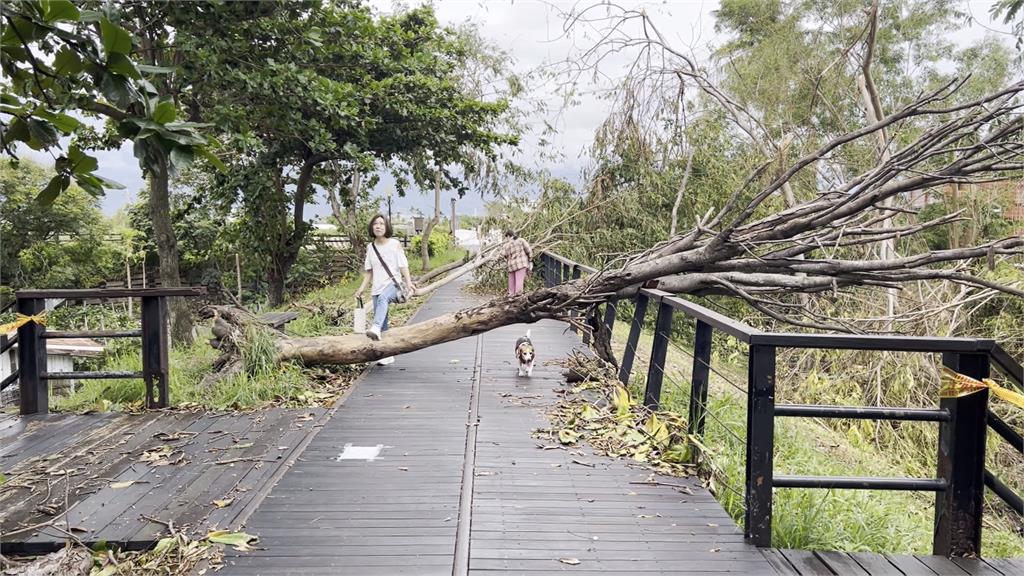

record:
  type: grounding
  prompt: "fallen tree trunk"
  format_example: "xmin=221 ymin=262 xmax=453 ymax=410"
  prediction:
xmin=206 ymin=79 xmax=1024 ymax=367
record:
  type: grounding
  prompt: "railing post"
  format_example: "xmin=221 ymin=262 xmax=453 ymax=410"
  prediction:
xmin=571 ymin=266 xmax=583 ymax=338
xmin=934 ymin=352 xmax=989 ymax=557
xmin=618 ymin=292 xmax=649 ymax=385
xmin=17 ymin=297 xmax=47 ymax=415
xmin=141 ymin=295 xmax=170 ymax=409
xmin=643 ymin=299 xmax=673 ymax=410
xmin=602 ymin=299 xmax=617 ymax=337
xmin=688 ymin=320 xmax=713 ymax=458
xmin=745 ymin=344 xmax=776 ymax=547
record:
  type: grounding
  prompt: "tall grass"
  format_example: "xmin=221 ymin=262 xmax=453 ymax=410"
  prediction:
xmin=55 ymin=244 xmax=470 ymax=412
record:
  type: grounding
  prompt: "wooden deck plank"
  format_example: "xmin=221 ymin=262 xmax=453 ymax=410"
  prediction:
xmin=950 ymin=557 xmax=1007 ymax=575
xmin=915 ymin=555 xmax=969 ymax=575
xmin=884 ymin=554 xmax=940 ymax=575
xmin=779 ymin=549 xmax=836 ymax=575
xmin=761 ymin=549 xmax=801 ymax=575
xmin=817 ymin=551 xmax=871 ymax=574
xmin=848 ymin=552 xmax=906 ymax=575
xmin=981 ymin=558 xmax=1024 ymax=575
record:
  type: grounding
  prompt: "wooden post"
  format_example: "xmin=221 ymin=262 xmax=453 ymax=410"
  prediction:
xmin=141 ymin=295 xmax=170 ymax=409
xmin=745 ymin=345 xmax=776 ymax=547
xmin=618 ymin=293 xmax=649 ymax=385
xmin=126 ymin=259 xmax=133 ymax=316
xmin=236 ymin=254 xmax=243 ymax=301
xmin=571 ymin=266 xmax=582 ymax=336
xmin=688 ymin=320 xmax=713 ymax=461
xmin=17 ymin=297 xmax=47 ymax=415
xmin=934 ymin=352 xmax=989 ymax=557
xmin=643 ymin=299 xmax=673 ymax=410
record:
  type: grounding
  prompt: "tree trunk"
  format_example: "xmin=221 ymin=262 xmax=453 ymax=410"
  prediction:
xmin=669 ymin=147 xmax=695 ymax=237
xmin=150 ymin=156 xmax=193 ymax=344
xmin=265 ymin=158 xmax=318 ymax=307
xmin=346 ymin=171 xmax=362 ymax=260
xmin=857 ymin=0 xmax=897 ymax=329
xmin=421 ymin=169 xmax=442 ymax=271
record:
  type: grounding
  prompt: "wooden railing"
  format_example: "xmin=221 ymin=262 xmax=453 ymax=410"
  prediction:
xmin=4 ymin=288 xmax=205 ymax=414
xmin=538 ymin=250 xmax=1023 ymax=558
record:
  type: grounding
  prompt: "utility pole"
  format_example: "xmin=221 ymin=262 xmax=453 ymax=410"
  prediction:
xmin=386 ymin=187 xmax=393 ymax=223
xmin=450 ymin=197 xmax=457 ymax=233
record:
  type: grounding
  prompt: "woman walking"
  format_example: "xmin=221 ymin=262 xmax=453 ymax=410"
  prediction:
xmin=504 ymin=229 xmax=532 ymax=296
xmin=355 ymin=214 xmax=415 ymax=365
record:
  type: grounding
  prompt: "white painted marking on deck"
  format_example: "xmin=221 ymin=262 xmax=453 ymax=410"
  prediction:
xmin=336 ymin=444 xmax=385 ymax=461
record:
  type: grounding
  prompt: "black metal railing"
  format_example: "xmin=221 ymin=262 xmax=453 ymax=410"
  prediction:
xmin=538 ymin=250 xmax=1023 ymax=558
xmin=9 ymin=287 xmax=204 ymax=414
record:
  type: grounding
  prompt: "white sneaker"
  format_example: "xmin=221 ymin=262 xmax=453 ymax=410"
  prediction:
xmin=366 ymin=326 xmax=381 ymax=340
xmin=377 ymin=356 xmax=395 ymax=366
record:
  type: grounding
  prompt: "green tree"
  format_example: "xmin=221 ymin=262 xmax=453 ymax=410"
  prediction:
xmin=179 ymin=2 xmax=518 ymax=305
xmin=0 ymin=158 xmax=121 ymax=291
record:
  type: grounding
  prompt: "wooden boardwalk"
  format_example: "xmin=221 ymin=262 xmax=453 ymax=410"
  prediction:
xmin=3 ymin=278 xmax=1019 ymax=574
xmin=0 ymin=406 xmax=327 ymax=554
xmin=219 ymin=279 xmax=773 ymax=575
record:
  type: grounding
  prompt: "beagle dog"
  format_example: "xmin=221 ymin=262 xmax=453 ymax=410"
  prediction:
xmin=515 ymin=330 xmax=535 ymax=377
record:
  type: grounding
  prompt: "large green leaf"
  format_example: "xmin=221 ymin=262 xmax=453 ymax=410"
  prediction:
xmin=99 ymin=72 xmax=137 ymax=108
xmin=36 ymin=174 xmax=70 ymax=206
xmin=106 ymin=52 xmax=140 ymax=80
xmin=25 ymin=118 xmax=59 ymax=150
xmin=34 ymin=109 xmax=81 ymax=133
xmin=169 ymin=145 xmax=194 ymax=175
xmin=41 ymin=0 xmax=80 ymax=23
xmin=68 ymin=145 xmax=98 ymax=173
xmin=100 ymin=18 xmax=132 ymax=56
xmin=52 ymin=46 xmax=83 ymax=75
xmin=152 ymin=100 xmax=177 ymax=125
xmin=198 ymin=147 xmax=227 ymax=172
xmin=92 ymin=174 xmax=125 ymax=190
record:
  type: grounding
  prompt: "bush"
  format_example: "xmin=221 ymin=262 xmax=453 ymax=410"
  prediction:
xmin=411 ymin=227 xmax=452 ymax=257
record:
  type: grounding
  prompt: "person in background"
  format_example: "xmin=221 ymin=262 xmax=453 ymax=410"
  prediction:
xmin=355 ymin=214 xmax=415 ymax=365
xmin=504 ymin=229 xmax=532 ymax=296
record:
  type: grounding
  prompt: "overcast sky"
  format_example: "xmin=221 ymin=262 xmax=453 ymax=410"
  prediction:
xmin=16 ymin=0 xmax=1015 ymax=221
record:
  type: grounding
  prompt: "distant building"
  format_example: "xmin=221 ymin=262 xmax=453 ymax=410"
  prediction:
xmin=1 ymin=336 xmax=105 ymax=406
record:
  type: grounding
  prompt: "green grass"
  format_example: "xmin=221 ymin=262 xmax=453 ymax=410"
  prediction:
xmin=55 ymin=245 xmax=469 ymax=412
xmin=609 ymin=319 xmax=1024 ymax=557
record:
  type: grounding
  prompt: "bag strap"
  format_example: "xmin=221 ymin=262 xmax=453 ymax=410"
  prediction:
xmin=371 ymin=242 xmax=401 ymax=287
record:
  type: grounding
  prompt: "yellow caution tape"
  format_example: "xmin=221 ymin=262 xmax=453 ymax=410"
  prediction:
xmin=0 ymin=313 xmax=47 ymax=335
xmin=940 ymin=367 xmax=1024 ymax=409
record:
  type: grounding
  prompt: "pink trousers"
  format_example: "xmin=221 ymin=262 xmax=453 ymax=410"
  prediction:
xmin=508 ymin=267 xmax=527 ymax=296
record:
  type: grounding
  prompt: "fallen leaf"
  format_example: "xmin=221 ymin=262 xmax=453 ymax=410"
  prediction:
xmin=110 ymin=481 xmax=135 ymax=489
xmin=213 ymin=499 xmax=234 ymax=508
xmin=707 ymin=523 xmax=719 ymax=527
xmin=558 ymin=558 xmax=581 ymax=565
xmin=398 ymin=467 xmax=409 ymax=471
xmin=709 ymin=548 xmax=721 ymax=553
xmin=207 ymin=530 xmax=258 ymax=552
xmin=449 ymin=359 xmax=460 ymax=364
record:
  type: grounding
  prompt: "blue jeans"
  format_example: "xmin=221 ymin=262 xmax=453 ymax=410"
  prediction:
xmin=371 ymin=282 xmax=398 ymax=332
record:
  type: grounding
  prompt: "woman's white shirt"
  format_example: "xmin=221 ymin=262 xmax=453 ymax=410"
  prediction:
xmin=364 ymin=238 xmax=409 ymax=296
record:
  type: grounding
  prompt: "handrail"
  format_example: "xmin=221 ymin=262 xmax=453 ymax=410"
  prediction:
xmin=13 ymin=287 xmax=206 ymax=414
xmin=15 ymin=287 xmax=205 ymax=299
xmin=537 ymin=250 xmax=1023 ymax=557
xmin=989 ymin=344 xmax=1023 ymax=388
